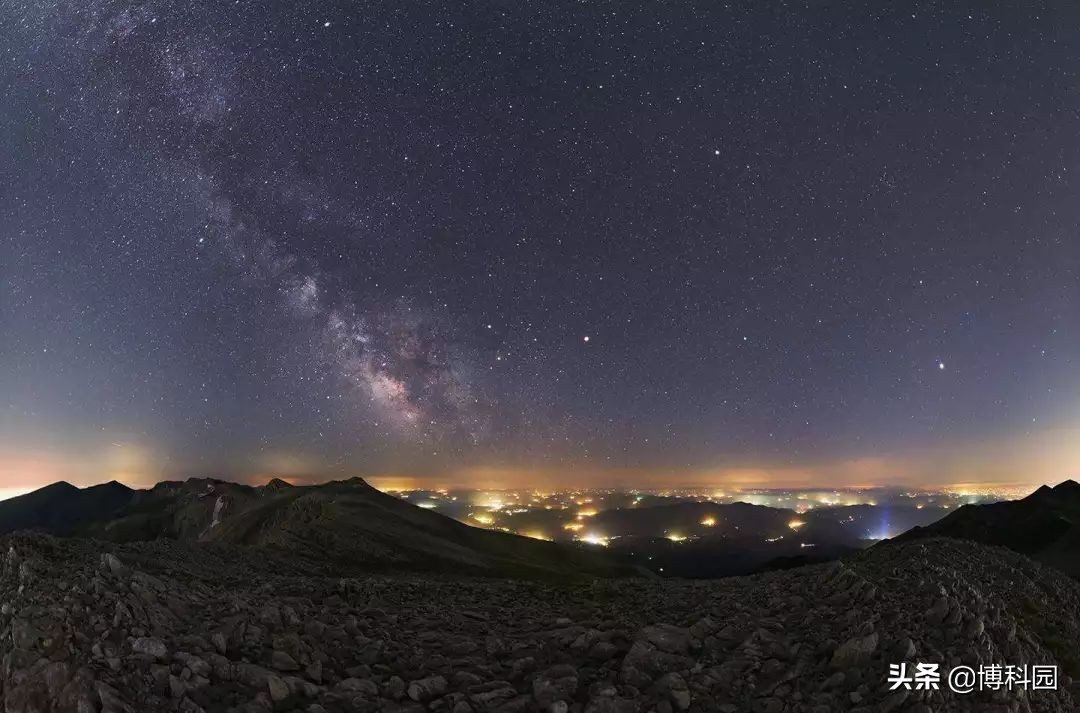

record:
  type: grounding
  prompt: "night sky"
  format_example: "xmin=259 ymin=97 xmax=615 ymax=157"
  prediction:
xmin=2 ymin=2 xmax=1078 ymax=490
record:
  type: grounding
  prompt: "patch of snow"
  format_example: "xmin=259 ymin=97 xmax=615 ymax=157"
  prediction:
xmin=210 ymin=495 xmax=225 ymax=529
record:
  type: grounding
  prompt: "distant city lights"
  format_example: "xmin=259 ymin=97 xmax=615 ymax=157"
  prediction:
xmin=579 ymin=533 xmax=609 ymax=546
xmin=384 ymin=484 xmax=1028 ymax=550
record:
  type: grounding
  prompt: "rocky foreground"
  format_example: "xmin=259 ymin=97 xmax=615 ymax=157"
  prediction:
xmin=2 ymin=535 xmax=1078 ymax=713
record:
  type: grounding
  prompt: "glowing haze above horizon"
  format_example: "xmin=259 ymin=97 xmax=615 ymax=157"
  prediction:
xmin=2 ymin=3 xmax=1078 ymax=496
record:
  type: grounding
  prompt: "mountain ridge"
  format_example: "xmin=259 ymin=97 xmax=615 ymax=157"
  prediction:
xmin=0 ymin=478 xmax=634 ymax=580
xmin=0 ymin=479 xmax=136 ymax=537
xmin=897 ymin=478 xmax=1080 ymax=577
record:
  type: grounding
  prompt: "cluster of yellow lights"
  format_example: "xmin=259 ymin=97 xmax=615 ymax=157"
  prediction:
xmin=523 ymin=530 xmax=551 ymax=541
xmin=471 ymin=513 xmax=494 ymax=525
xmin=665 ymin=533 xmax=687 ymax=542
xmin=700 ymin=516 xmax=716 ymax=527
xmin=579 ymin=533 xmax=609 ymax=546
xmin=562 ymin=522 xmax=584 ymax=531
xmin=787 ymin=519 xmax=805 ymax=530
xmin=576 ymin=508 xmax=598 ymax=519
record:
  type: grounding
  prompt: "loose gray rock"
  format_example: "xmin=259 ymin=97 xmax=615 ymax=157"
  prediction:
xmin=0 ymin=533 xmax=1074 ymax=713
xmin=408 ymin=675 xmax=448 ymax=702
xmin=131 ymin=637 xmax=168 ymax=660
xmin=829 ymin=632 xmax=878 ymax=669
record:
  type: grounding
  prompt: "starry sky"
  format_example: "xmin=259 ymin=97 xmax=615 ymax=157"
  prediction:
xmin=1 ymin=1 xmax=1078 ymax=491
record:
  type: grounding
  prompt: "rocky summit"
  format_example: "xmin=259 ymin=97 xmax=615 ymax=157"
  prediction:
xmin=1 ymin=533 xmax=1078 ymax=713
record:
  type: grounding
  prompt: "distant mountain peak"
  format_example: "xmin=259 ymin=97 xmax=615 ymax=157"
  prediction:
xmin=263 ymin=478 xmax=294 ymax=490
xmin=0 ymin=479 xmax=136 ymax=537
xmin=93 ymin=480 xmax=135 ymax=493
xmin=39 ymin=481 xmax=79 ymax=493
xmin=329 ymin=476 xmax=372 ymax=488
xmin=1028 ymin=480 xmax=1080 ymax=501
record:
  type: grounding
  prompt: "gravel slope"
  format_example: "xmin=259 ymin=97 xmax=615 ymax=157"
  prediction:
xmin=1 ymin=534 xmax=1077 ymax=713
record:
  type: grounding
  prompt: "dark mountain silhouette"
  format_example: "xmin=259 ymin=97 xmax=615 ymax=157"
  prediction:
xmin=0 ymin=478 xmax=632 ymax=579
xmin=0 ymin=480 xmax=135 ymax=536
xmin=898 ymin=479 xmax=1080 ymax=577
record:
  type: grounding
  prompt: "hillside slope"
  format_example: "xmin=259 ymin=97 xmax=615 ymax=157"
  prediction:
xmin=2 ymin=478 xmax=631 ymax=579
xmin=899 ymin=479 xmax=1080 ymax=577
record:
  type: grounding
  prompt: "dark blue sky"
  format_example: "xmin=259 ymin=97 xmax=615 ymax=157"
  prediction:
xmin=1 ymin=1 xmax=1078 ymax=488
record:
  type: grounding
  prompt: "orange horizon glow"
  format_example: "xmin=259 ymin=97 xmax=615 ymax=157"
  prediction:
xmin=0 ymin=421 xmax=1078 ymax=499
